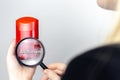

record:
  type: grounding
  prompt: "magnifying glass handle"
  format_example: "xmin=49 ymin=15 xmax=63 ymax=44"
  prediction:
xmin=40 ymin=62 xmax=48 ymax=69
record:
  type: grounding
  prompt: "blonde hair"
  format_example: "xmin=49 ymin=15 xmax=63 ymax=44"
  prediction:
xmin=105 ymin=0 xmax=120 ymax=44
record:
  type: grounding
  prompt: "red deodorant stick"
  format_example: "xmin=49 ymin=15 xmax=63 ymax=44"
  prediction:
xmin=16 ymin=17 xmax=39 ymax=43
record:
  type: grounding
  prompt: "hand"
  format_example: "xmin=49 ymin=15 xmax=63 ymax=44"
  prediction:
xmin=6 ymin=39 xmax=36 ymax=80
xmin=41 ymin=63 xmax=67 ymax=80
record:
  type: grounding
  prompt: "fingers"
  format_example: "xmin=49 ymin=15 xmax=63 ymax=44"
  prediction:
xmin=44 ymin=69 xmax=61 ymax=80
xmin=47 ymin=63 xmax=66 ymax=75
xmin=53 ymin=69 xmax=64 ymax=76
xmin=48 ymin=63 xmax=66 ymax=71
xmin=40 ymin=63 xmax=66 ymax=76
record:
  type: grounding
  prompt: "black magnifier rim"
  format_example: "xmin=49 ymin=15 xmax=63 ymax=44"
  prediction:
xmin=15 ymin=37 xmax=45 ymax=67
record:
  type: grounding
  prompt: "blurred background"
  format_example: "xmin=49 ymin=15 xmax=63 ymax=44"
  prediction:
xmin=0 ymin=0 xmax=116 ymax=79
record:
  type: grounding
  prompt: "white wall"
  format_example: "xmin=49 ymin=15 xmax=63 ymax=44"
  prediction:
xmin=0 ymin=0 xmax=116 ymax=80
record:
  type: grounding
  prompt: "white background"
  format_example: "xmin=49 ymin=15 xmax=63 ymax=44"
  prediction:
xmin=0 ymin=0 xmax=116 ymax=80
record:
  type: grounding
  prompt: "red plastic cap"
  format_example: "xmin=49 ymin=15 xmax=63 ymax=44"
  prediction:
xmin=16 ymin=17 xmax=39 ymax=43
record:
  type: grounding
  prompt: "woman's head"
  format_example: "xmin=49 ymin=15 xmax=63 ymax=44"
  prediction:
xmin=62 ymin=44 xmax=120 ymax=80
xmin=97 ymin=0 xmax=118 ymax=10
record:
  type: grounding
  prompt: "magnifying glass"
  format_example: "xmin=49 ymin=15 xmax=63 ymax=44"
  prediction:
xmin=15 ymin=37 xmax=48 ymax=69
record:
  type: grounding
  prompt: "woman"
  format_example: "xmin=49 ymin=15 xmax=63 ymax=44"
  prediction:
xmin=41 ymin=0 xmax=120 ymax=80
xmin=6 ymin=0 xmax=119 ymax=80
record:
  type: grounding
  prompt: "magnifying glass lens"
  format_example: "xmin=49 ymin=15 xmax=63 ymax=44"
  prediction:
xmin=16 ymin=38 xmax=45 ymax=67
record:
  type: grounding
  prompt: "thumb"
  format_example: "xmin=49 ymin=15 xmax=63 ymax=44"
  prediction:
xmin=44 ymin=69 xmax=61 ymax=80
xmin=7 ymin=39 xmax=18 ymax=63
xmin=7 ymin=39 xmax=16 ymax=57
